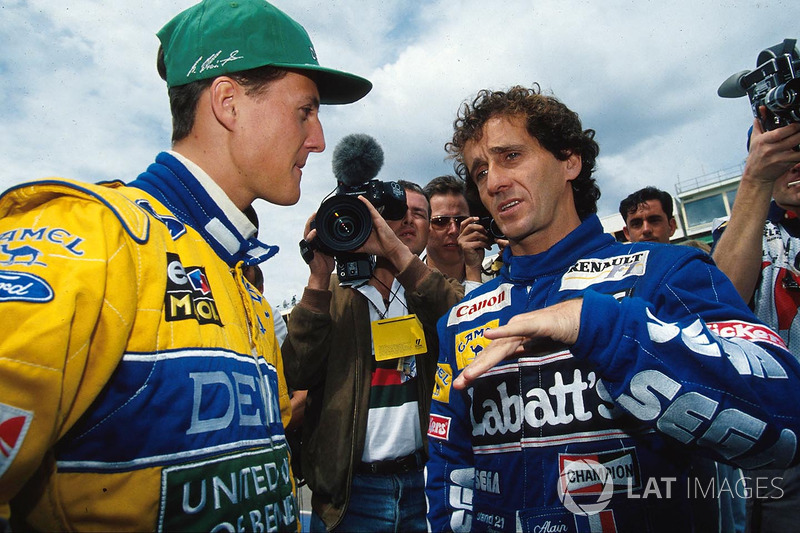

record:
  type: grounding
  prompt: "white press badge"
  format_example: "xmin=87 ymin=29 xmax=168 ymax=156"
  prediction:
xmin=371 ymin=314 xmax=427 ymax=361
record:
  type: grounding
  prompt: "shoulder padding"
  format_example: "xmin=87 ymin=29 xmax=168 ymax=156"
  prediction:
xmin=0 ymin=178 xmax=150 ymax=243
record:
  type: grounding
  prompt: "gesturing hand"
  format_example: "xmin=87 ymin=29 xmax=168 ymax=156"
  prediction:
xmin=453 ymin=298 xmax=583 ymax=389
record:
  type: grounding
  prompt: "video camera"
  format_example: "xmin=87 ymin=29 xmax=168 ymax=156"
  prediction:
xmin=718 ymin=38 xmax=800 ymax=131
xmin=311 ymin=134 xmax=407 ymax=286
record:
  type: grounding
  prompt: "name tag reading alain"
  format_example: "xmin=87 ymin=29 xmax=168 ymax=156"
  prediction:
xmin=371 ymin=314 xmax=427 ymax=361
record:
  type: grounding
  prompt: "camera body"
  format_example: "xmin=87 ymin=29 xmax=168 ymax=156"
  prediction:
xmin=477 ymin=216 xmax=505 ymax=242
xmin=311 ymin=133 xmax=407 ymax=286
xmin=719 ymin=39 xmax=800 ymax=132
xmin=314 ymin=179 xmax=406 ymax=287
xmin=314 ymin=179 xmax=407 ymax=255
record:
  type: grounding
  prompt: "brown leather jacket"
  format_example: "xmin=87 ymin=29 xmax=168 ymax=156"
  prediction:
xmin=281 ymin=257 xmax=464 ymax=529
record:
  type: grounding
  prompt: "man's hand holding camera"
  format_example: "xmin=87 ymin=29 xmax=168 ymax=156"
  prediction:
xmin=458 ymin=217 xmax=492 ymax=281
xmin=746 ymin=113 xmax=800 ymax=189
xmin=302 ymin=196 xmax=416 ymax=286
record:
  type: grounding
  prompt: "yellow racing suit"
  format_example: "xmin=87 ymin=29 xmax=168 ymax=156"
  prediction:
xmin=0 ymin=166 xmax=295 ymax=531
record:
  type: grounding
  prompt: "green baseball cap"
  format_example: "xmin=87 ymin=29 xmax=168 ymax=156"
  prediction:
xmin=157 ymin=0 xmax=372 ymax=104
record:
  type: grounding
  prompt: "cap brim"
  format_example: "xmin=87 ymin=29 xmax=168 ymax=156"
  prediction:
xmin=272 ymin=63 xmax=372 ymax=105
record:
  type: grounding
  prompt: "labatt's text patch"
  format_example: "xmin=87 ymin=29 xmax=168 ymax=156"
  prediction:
xmin=447 ymin=284 xmax=511 ymax=326
xmin=560 ymin=251 xmax=648 ymax=291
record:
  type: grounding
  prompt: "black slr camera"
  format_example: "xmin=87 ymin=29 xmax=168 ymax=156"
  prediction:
xmin=719 ymin=38 xmax=800 ymax=132
xmin=312 ymin=134 xmax=407 ymax=285
xmin=477 ymin=216 xmax=505 ymax=242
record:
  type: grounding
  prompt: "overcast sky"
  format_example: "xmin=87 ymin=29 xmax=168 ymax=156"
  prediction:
xmin=1 ymin=0 xmax=797 ymax=308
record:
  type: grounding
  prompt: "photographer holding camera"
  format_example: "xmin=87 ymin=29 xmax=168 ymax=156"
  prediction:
xmin=281 ymin=180 xmax=464 ymax=532
xmin=712 ymin=114 xmax=800 ymax=533
xmin=712 ymin=38 xmax=800 ymax=533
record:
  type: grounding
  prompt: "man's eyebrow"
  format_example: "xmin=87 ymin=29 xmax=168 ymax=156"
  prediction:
xmin=468 ymin=156 xmax=487 ymax=178
xmin=468 ymin=144 xmax=527 ymax=177
xmin=302 ymin=95 xmax=321 ymax=108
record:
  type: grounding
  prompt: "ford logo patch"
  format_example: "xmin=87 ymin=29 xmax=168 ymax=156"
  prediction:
xmin=0 ymin=271 xmax=54 ymax=302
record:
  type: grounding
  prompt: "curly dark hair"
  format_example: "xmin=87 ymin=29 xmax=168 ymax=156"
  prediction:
xmin=446 ymin=84 xmax=601 ymax=220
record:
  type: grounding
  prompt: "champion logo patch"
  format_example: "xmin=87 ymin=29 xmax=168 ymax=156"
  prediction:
xmin=0 ymin=403 xmax=33 ymax=479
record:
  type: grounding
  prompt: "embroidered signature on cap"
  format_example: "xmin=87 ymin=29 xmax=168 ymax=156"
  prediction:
xmin=187 ymin=50 xmax=245 ymax=78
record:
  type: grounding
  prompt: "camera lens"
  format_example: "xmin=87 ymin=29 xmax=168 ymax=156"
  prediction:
xmin=332 ymin=214 xmax=356 ymax=239
xmin=315 ymin=195 xmax=373 ymax=252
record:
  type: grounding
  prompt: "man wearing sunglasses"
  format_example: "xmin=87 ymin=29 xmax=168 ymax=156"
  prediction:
xmin=423 ymin=175 xmax=492 ymax=285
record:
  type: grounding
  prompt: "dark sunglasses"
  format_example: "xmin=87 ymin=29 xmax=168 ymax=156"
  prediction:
xmin=430 ymin=215 xmax=469 ymax=228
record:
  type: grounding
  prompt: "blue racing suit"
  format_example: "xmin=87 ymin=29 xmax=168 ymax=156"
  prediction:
xmin=426 ymin=215 xmax=800 ymax=533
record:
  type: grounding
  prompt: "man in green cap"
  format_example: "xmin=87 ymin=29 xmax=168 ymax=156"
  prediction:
xmin=0 ymin=1 xmax=370 ymax=531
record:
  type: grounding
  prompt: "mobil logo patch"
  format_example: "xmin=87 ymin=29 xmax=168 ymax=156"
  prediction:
xmin=447 ymin=284 xmax=511 ymax=326
xmin=164 ymin=253 xmax=222 ymax=326
xmin=0 ymin=403 xmax=33 ymax=478
xmin=0 ymin=271 xmax=54 ymax=303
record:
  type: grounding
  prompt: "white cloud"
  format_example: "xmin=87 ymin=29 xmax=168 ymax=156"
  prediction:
xmin=0 ymin=0 xmax=797 ymax=306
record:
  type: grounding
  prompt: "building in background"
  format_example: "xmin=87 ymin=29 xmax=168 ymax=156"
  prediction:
xmin=603 ymin=162 xmax=744 ymax=246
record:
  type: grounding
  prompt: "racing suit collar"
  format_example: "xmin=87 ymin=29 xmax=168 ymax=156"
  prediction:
xmin=129 ymin=151 xmax=279 ymax=267
xmin=768 ymin=200 xmax=800 ymax=238
xmin=501 ymin=215 xmax=614 ymax=283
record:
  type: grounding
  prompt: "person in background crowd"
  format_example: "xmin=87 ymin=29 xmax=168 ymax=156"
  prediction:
xmin=282 ymin=181 xmax=463 ymax=532
xmin=620 ymin=188 xmax=744 ymax=531
xmin=618 ymin=186 xmax=678 ymax=243
xmin=425 ymin=84 xmax=800 ymax=533
xmin=0 ymin=1 xmax=370 ymax=530
xmin=422 ymin=175 xmax=492 ymax=288
xmin=712 ymin=112 xmax=800 ymax=533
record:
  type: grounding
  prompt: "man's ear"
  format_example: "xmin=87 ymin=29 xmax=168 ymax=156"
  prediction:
xmin=564 ymin=152 xmax=582 ymax=182
xmin=669 ymin=217 xmax=677 ymax=237
xmin=209 ymin=76 xmax=238 ymax=132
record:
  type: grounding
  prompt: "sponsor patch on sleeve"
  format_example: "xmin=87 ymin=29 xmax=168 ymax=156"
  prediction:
xmin=0 ymin=403 xmax=33 ymax=479
xmin=0 ymin=271 xmax=54 ymax=303
xmin=707 ymin=320 xmax=788 ymax=350
xmin=432 ymin=363 xmax=453 ymax=404
xmin=428 ymin=414 xmax=451 ymax=441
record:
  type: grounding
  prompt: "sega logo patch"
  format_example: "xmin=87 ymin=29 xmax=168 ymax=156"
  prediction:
xmin=0 ymin=271 xmax=53 ymax=303
xmin=560 ymin=251 xmax=648 ymax=291
xmin=707 ymin=320 xmax=788 ymax=350
xmin=447 ymin=284 xmax=511 ymax=326
xmin=428 ymin=414 xmax=451 ymax=440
